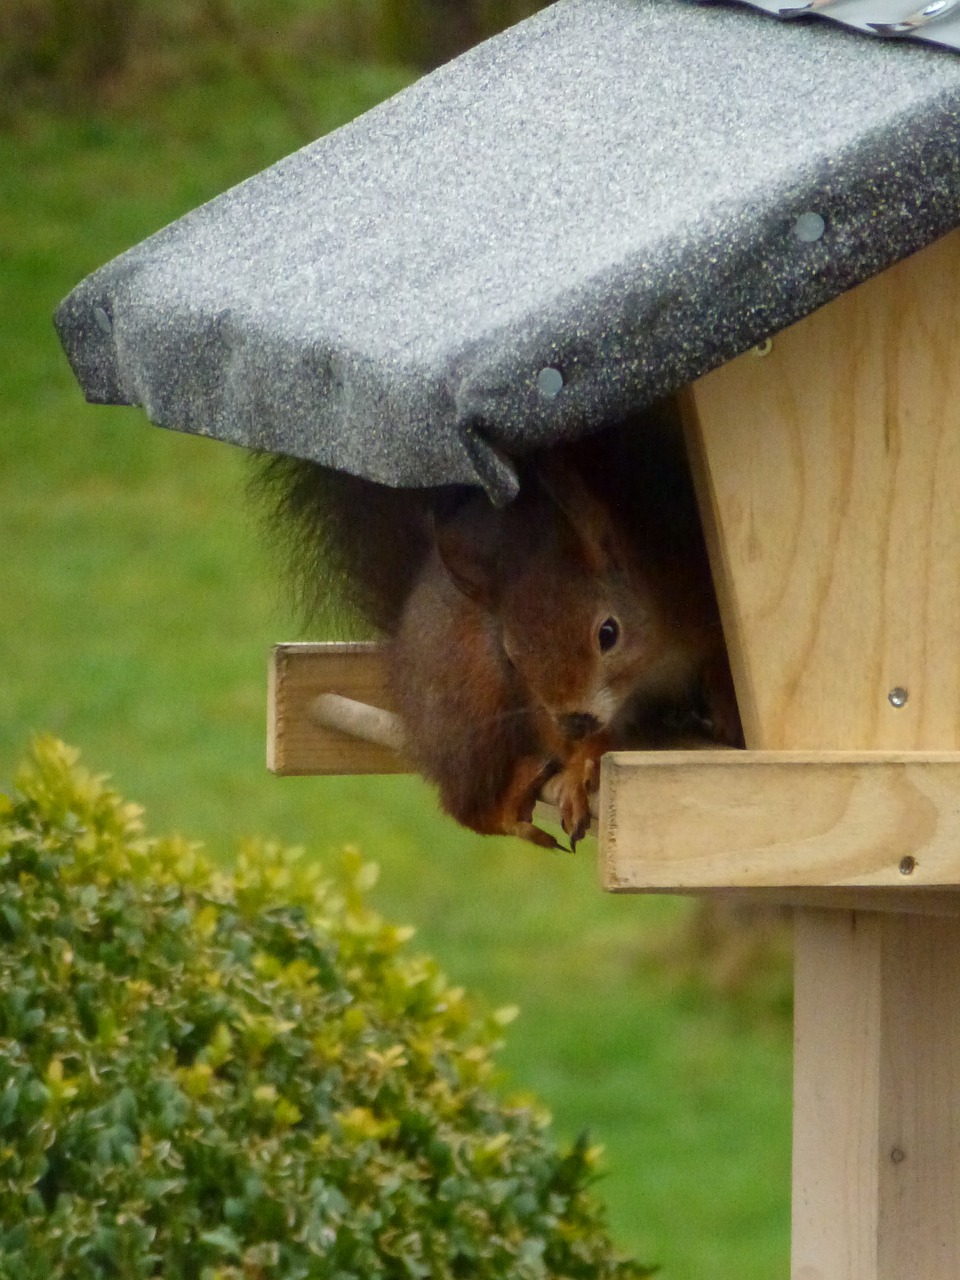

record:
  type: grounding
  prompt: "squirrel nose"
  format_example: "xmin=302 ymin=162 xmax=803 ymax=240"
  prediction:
xmin=559 ymin=712 xmax=601 ymax=741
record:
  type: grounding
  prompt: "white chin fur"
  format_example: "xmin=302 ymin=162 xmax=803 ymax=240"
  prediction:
xmin=589 ymin=684 xmax=617 ymax=726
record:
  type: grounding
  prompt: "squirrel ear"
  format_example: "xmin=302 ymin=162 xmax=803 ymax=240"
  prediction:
xmin=533 ymin=451 xmax=625 ymax=574
xmin=433 ymin=496 xmax=500 ymax=608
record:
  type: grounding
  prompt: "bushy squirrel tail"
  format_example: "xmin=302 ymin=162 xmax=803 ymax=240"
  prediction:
xmin=250 ymin=453 xmax=447 ymax=635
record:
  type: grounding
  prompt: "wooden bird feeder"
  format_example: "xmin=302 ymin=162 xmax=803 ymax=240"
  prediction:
xmin=267 ymin=229 xmax=960 ymax=1279
xmin=55 ymin=1 xmax=960 ymax=1275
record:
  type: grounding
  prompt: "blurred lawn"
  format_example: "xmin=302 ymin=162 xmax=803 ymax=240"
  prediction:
xmin=0 ymin=53 xmax=791 ymax=1280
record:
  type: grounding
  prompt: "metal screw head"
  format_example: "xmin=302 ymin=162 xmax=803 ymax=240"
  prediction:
xmin=752 ymin=338 xmax=773 ymax=358
xmin=888 ymin=687 xmax=909 ymax=708
xmin=792 ymin=212 xmax=826 ymax=243
xmin=899 ymin=856 xmax=916 ymax=877
xmin=536 ymin=367 xmax=564 ymax=399
xmin=891 ymin=1147 xmax=906 ymax=1164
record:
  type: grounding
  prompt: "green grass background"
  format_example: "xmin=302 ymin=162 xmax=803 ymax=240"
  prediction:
xmin=1 ymin=49 xmax=791 ymax=1280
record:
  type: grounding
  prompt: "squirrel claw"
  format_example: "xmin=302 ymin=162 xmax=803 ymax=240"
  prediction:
xmin=550 ymin=740 xmax=601 ymax=846
xmin=567 ymin=814 xmax=589 ymax=851
xmin=512 ymin=821 xmax=563 ymax=851
xmin=557 ymin=784 xmax=592 ymax=848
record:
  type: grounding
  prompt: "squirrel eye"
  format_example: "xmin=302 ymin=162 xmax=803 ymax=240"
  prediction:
xmin=597 ymin=617 xmax=620 ymax=653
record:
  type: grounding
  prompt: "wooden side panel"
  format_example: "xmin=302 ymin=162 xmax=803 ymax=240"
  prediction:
xmin=683 ymin=229 xmax=960 ymax=752
xmin=600 ymin=750 xmax=960 ymax=891
xmin=267 ymin=642 xmax=411 ymax=775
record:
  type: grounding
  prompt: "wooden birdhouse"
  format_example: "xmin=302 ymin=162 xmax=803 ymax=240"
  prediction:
xmin=55 ymin=1 xmax=960 ymax=1275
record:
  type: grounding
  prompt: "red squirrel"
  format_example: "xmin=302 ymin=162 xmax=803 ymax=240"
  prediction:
xmin=256 ymin=401 xmax=741 ymax=849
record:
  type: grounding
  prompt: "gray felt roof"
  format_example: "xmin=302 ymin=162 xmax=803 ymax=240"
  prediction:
xmin=55 ymin=0 xmax=960 ymax=503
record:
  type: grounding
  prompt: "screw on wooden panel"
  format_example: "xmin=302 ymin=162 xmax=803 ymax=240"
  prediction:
xmin=890 ymin=1147 xmax=906 ymax=1164
xmin=899 ymin=856 xmax=916 ymax=877
xmin=888 ymin=687 xmax=909 ymax=708
xmin=752 ymin=338 xmax=773 ymax=357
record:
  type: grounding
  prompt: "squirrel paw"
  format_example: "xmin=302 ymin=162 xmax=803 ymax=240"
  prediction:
xmin=559 ymin=787 xmax=591 ymax=850
xmin=475 ymin=756 xmax=564 ymax=850
xmin=554 ymin=755 xmax=599 ymax=851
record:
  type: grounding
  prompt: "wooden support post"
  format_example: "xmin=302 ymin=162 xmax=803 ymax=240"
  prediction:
xmin=792 ymin=910 xmax=960 ymax=1280
xmin=682 ymin=229 xmax=960 ymax=1280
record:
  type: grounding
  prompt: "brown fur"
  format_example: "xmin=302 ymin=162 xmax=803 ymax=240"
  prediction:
xmin=388 ymin=406 xmax=741 ymax=847
xmin=256 ymin=400 xmax=741 ymax=848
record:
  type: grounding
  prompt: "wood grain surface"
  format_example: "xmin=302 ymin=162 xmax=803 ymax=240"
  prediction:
xmin=682 ymin=230 xmax=960 ymax=753
xmin=601 ymin=750 xmax=960 ymax=891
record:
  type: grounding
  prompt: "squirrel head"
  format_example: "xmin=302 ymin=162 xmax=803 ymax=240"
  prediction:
xmin=433 ymin=451 xmax=679 ymax=737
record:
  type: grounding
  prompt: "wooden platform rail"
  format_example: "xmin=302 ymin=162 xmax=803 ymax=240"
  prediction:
xmin=601 ymin=750 xmax=960 ymax=892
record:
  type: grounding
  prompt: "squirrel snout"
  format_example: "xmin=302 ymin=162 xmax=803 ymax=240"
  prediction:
xmin=558 ymin=711 xmax=601 ymax=741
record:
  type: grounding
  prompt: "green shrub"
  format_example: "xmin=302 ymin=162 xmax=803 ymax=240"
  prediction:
xmin=0 ymin=738 xmax=652 ymax=1280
